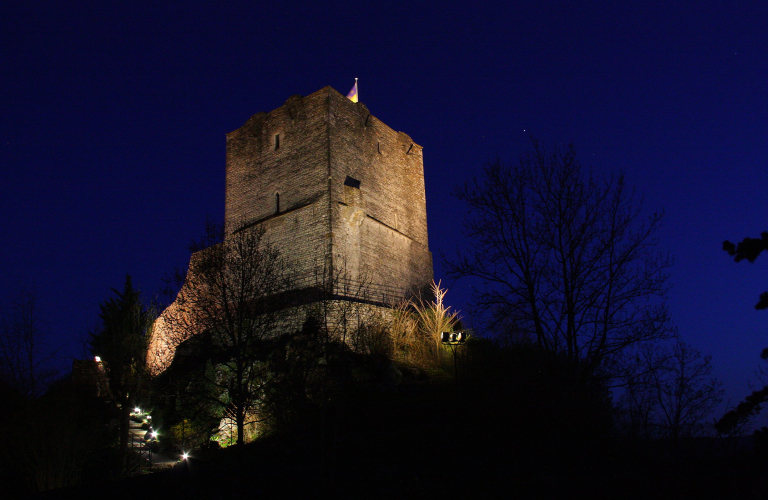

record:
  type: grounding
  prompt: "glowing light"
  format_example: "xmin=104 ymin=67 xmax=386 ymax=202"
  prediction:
xmin=134 ymin=407 xmax=141 ymax=413
xmin=441 ymin=331 xmax=467 ymax=345
xmin=151 ymin=431 xmax=158 ymax=439
xmin=347 ymin=78 xmax=358 ymax=103
xmin=182 ymin=452 xmax=189 ymax=460
xmin=94 ymin=356 xmax=101 ymax=362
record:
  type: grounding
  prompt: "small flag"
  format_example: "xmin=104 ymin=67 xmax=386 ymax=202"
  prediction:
xmin=347 ymin=78 xmax=358 ymax=103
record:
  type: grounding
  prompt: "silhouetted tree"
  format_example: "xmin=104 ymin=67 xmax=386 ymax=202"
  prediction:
xmin=658 ymin=341 xmax=723 ymax=443
xmin=89 ymin=275 xmax=154 ymax=472
xmin=620 ymin=339 xmax=722 ymax=446
xmin=158 ymin=223 xmax=295 ymax=449
xmin=7 ymin=379 xmax=111 ymax=493
xmin=716 ymin=231 xmax=768 ymax=434
xmin=616 ymin=342 xmax=667 ymax=440
xmin=0 ymin=287 xmax=58 ymax=398
xmin=723 ymin=231 xmax=768 ymax=309
xmin=716 ymin=349 xmax=768 ymax=435
xmin=446 ymin=141 xmax=674 ymax=382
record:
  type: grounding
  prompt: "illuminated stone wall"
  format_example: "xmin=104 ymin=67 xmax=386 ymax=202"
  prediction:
xmin=226 ymin=90 xmax=332 ymax=283
xmin=226 ymin=86 xmax=433 ymax=296
xmin=149 ymin=87 xmax=433 ymax=374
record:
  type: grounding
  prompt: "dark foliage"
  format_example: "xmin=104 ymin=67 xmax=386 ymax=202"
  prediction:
xmin=0 ymin=287 xmax=58 ymax=398
xmin=88 ymin=275 xmax=154 ymax=473
xmin=34 ymin=337 xmax=767 ymax=500
xmin=150 ymin=314 xmax=405 ymax=453
xmin=0 ymin=377 xmax=113 ymax=496
xmin=723 ymin=231 xmax=768 ymax=263
xmin=716 ymin=385 xmax=768 ymax=436
xmin=718 ymin=231 xmax=768 ymax=435
xmin=145 ymin=337 xmax=619 ymax=497
xmin=754 ymin=426 xmax=768 ymax=454
xmin=723 ymin=231 xmax=768 ymax=309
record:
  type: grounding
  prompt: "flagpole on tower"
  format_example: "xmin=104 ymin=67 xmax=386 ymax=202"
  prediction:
xmin=347 ymin=78 xmax=359 ymax=103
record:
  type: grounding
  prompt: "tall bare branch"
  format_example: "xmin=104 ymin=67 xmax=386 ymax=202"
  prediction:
xmin=445 ymin=141 xmax=674 ymax=381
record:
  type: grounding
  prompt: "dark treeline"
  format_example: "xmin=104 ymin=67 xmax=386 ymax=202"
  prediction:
xmin=11 ymin=334 xmax=767 ymax=499
xmin=0 ymin=285 xmax=764 ymax=498
xmin=0 ymin=287 xmax=115 ymax=496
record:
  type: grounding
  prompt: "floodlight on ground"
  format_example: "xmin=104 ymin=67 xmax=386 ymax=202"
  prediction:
xmin=441 ymin=331 xmax=469 ymax=379
xmin=441 ymin=331 xmax=467 ymax=345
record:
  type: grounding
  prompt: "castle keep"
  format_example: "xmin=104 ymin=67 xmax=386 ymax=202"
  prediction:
xmin=149 ymin=86 xmax=433 ymax=373
xmin=226 ymin=86 xmax=433 ymax=296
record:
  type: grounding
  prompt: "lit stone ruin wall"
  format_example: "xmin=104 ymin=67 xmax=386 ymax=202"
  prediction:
xmin=149 ymin=87 xmax=433 ymax=374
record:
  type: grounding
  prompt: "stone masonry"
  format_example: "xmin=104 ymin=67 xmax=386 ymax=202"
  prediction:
xmin=225 ymin=86 xmax=433 ymax=301
xmin=148 ymin=86 xmax=433 ymax=373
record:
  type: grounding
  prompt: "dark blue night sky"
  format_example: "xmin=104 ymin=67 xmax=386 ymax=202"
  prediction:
xmin=2 ymin=1 xmax=767 ymax=418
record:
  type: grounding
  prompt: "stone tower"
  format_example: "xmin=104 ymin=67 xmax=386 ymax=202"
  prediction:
xmin=148 ymin=86 xmax=433 ymax=374
xmin=225 ymin=86 xmax=433 ymax=302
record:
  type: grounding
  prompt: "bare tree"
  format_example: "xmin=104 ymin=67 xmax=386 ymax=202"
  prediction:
xmin=156 ymin=223 xmax=295 ymax=448
xmin=446 ymin=142 xmax=674 ymax=382
xmin=0 ymin=287 xmax=58 ymax=398
xmin=616 ymin=342 xmax=667 ymax=440
xmin=618 ymin=339 xmax=723 ymax=447
xmin=654 ymin=340 xmax=723 ymax=443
